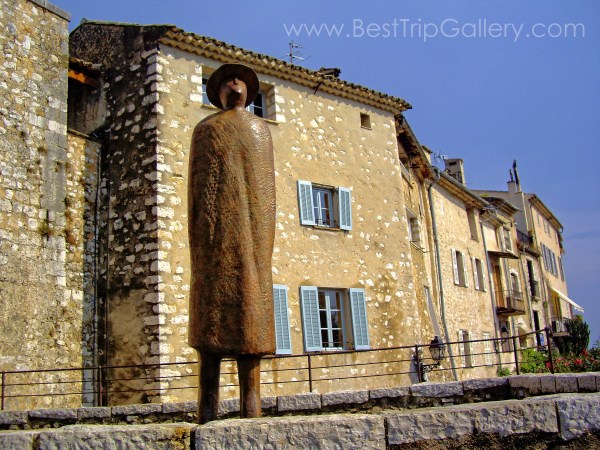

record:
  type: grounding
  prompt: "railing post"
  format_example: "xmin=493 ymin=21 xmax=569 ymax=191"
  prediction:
xmin=98 ymin=365 xmax=103 ymax=407
xmin=307 ymin=354 xmax=313 ymax=393
xmin=1 ymin=371 xmax=5 ymax=410
xmin=512 ymin=336 xmax=520 ymax=375
xmin=545 ymin=327 xmax=555 ymax=374
xmin=414 ymin=344 xmax=423 ymax=383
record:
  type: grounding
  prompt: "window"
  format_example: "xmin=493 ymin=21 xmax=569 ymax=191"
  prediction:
xmin=559 ymin=257 xmax=565 ymax=281
xmin=201 ymin=77 xmax=211 ymax=105
xmin=502 ymin=227 xmax=512 ymax=252
xmin=297 ymin=180 xmax=352 ymax=230
xmin=247 ymin=91 xmax=265 ymax=117
xmin=467 ymin=208 xmax=478 ymax=241
xmin=457 ymin=330 xmax=473 ymax=368
xmin=406 ymin=208 xmax=422 ymax=248
xmin=452 ymin=249 xmax=469 ymax=287
xmin=300 ymin=286 xmax=369 ymax=352
xmin=360 ymin=113 xmax=371 ymax=129
xmin=472 ymin=257 xmax=486 ymax=291
xmin=202 ymin=75 xmax=269 ymax=118
xmin=482 ymin=332 xmax=493 ymax=366
xmin=273 ymin=285 xmax=292 ymax=355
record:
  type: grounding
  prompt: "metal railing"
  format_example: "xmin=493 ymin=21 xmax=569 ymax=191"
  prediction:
xmin=0 ymin=328 xmax=556 ymax=411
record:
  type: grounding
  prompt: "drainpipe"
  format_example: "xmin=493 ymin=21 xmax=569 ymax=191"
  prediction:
xmin=479 ymin=219 xmax=502 ymax=367
xmin=427 ymin=168 xmax=458 ymax=381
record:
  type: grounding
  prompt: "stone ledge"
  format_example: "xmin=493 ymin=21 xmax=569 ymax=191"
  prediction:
xmin=195 ymin=414 xmax=386 ymax=449
xmin=1 ymin=394 xmax=598 ymax=449
xmin=1 ymin=373 xmax=598 ymax=431
xmin=322 ymin=389 xmax=369 ymax=407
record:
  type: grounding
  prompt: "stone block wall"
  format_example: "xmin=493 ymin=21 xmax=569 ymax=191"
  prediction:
xmin=430 ymin=185 xmax=496 ymax=380
xmin=0 ymin=0 xmax=87 ymax=409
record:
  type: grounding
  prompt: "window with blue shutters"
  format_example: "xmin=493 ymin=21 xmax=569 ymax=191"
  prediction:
xmin=300 ymin=286 xmax=370 ymax=352
xmin=273 ymin=285 xmax=292 ymax=355
xmin=297 ymin=180 xmax=352 ymax=230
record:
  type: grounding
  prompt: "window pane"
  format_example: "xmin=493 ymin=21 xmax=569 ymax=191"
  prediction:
xmin=331 ymin=329 xmax=342 ymax=346
xmin=330 ymin=311 xmax=341 ymax=328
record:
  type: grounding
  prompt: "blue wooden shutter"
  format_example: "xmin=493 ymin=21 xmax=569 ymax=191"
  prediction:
xmin=273 ymin=285 xmax=292 ymax=355
xmin=297 ymin=180 xmax=315 ymax=225
xmin=349 ymin=288 xmax=370 ymax=350
xmin=338 ymin=187 xmax=352 ymax=230
xmin=300 ymin=286 xmax=322 ymax=351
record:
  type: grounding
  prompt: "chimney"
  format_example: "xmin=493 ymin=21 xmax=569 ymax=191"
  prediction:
xmin=508 ymin=160 xmax=522 ymax=194
xmin=444 ymin=158 xmax=466 ymax=185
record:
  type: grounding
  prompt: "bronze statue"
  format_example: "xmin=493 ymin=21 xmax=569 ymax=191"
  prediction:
xmin=187 ymin=63 xmax=276 ymax=424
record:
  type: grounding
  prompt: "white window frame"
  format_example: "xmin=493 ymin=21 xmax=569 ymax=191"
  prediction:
xmin=297 ymin=180 xmax=352 ymax=230
xmin=482 ymin=332 xmax=493 ymax=366
xmin=300 ymin=286 xmax=369 ymax=352
xmin=452 ymin=249 xmax=469 ymax=287
xmin=472 ymin=257 xmax=486 ymax=291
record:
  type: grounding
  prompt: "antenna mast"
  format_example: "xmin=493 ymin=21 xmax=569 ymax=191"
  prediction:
xmin=288 ymin=41 xmax=305 ymax=64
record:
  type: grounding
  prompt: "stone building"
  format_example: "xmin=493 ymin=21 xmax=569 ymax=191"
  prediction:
xmin=476 ymin=170 xmax=584 ymax=341
xmin=0 ymin=2 xmax=583 ymax=410
xmin=0 ymin=0 xmax=92 ymax=409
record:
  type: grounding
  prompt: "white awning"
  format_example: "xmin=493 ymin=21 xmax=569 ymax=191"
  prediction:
xmin=550 ymin=287 xmax=584 ymax=313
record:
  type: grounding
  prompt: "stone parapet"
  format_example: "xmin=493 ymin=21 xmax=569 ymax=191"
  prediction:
xmin=1 ymin=393 xmax=598 ymax=449
xmin=0 ymin=373 xmax=598 ymax=431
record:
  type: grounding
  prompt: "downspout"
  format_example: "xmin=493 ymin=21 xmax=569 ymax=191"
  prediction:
xmin=427 ymin=167 xmax=458 ymax=381
xmin=479 ymin=218 xmax=502 ymax=367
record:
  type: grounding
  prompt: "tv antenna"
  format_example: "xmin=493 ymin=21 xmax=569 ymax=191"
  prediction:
xmin=287 ymin=41 xmax=305 ymax=64
xmin=433 ymin=151 xmax=448 ymax=166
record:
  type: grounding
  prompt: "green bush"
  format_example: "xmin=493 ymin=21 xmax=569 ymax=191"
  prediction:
xmin=497 ymin=366 xmax=511 ymax=377
xmin=520 ymin=348 xmax=549 ymax=373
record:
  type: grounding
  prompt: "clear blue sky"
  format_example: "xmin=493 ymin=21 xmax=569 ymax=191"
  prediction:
xmin=54 ymin=1 xmax=600 ymax=343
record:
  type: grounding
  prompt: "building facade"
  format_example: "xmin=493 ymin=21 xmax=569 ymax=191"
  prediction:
xmin=0 ymin=1 xmax=583 ymax=409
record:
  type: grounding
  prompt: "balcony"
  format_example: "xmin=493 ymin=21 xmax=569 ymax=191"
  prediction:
xmin=551 ymin=318 xmax=569 ymax=336
xmin=517 ymin=230 xmax=540 ymax=255
xmin=496 ymin=289 xmax=526 ymax=316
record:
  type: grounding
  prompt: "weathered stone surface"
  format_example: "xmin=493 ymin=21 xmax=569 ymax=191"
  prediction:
xmin=540 ymin=374 xmax=557 ymax=394
xmin=112 ymin=403 xmax=162 ymax=416
xmin=261 ymin=396 xmax=276 ymax=410
xmin=0 ymin=431 xmax=36 ymax=449
xmin=0 ymin=410 xmax=28 ymax=426
xmin=218 ymin=398 xmax=240 ymax=415
xmin=163 ymin=401 xmax=197 ymax=414
xmin=509 ymin=374 xmax=542 ymax=396
xmin=462 ymin=377 xmax=508 ymax=392
xmin=37 ymin=423 xmax=193 ymax=449
xmin=29 ymin=408 xmax=77 ymax=420
xmin=576 ymin=373 xmax=597 ymax=392
xmin=77 ymin=407 xmax=112 ymax=420
xmin=385 ymin=406 xmax=476 ymax=444
xmin=555 ymin=374 xmax=578 ymax=393
xmin=409 ymin=381 xmax=464 ymax=398
xmin=369 ymin=386 xmax=410 ymax=399
xmin=322 ymin=389 xmax=369 ymax=406
xmin=277 ymin=393 xmax=321 ymax=412
xmin=475 ymin=398 xmax=558 ymax=436
xmin=195 ymin=414 xmax=385 ymax=449
xmin=556 ymin=393 xmax=600 ymax=440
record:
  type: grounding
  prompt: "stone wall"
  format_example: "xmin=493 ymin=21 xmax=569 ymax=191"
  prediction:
xmin=430 ymin=185 xmax=496 ymax=381
xmin=1 ymin=374 xmax=599 ymax=448
xmin=0 ymin=0 xmax=86 ymax=408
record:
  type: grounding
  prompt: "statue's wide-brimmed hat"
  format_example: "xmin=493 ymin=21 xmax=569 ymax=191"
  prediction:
xmin=206 ymin=63 xmax=259 ymax=109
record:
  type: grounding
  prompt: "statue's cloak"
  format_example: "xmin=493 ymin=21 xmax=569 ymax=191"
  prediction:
xmin=188 ymin=109 xmax=276 ymax=356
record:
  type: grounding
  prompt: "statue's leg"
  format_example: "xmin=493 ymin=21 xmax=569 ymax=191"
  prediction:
xmin=198 ymin=353 xmax=221 ymax=424
xmin=237 ymin=355 xmax=262 ymax=418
